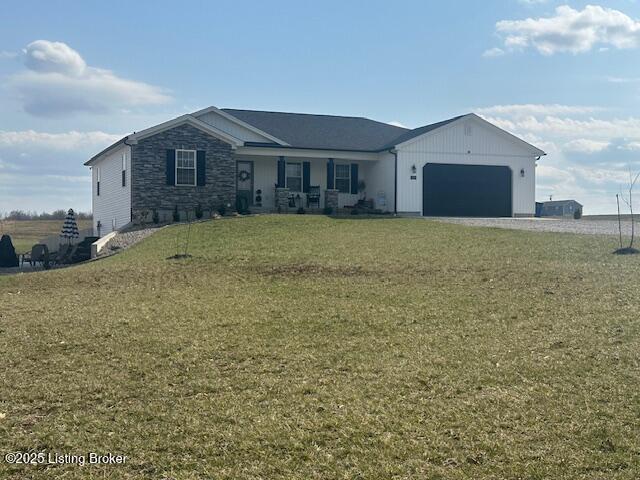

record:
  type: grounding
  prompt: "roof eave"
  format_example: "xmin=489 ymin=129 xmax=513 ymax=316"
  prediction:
xmin=84 ymin=137 xmax=128 ymax=166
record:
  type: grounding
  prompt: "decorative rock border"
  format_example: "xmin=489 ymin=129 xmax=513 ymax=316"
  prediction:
xmin=98 ymin=227 xmax=161 ymax=258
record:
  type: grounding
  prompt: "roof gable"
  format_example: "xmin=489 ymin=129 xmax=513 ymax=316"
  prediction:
xmin=128 ymin=115 xmax=244 ymax=146
xmin=192 ymin=106 xmax=289 ymax=145
xmin=393 ymin=113 xmax=545 ymax=156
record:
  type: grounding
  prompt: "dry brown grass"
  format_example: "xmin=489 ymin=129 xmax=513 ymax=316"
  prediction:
xmin=0 ymin=219 xmax=92 ymax=253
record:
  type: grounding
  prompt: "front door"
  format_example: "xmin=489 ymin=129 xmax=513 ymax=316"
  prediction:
xmin=236 ymin=160 xmax=253 ymax=210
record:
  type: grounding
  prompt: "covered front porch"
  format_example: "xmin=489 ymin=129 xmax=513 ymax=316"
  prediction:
xmin=233 ymin=147 xmax=393 ymax=213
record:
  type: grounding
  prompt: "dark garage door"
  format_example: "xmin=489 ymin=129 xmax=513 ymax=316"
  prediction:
xmin=423 ymin=163 xmax=512 ymax=217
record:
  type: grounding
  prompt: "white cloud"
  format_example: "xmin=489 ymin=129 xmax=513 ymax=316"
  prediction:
xmin=388 ymin=120 xmax=409 ymax=128
xmin=606 ymin=76 xmax=640 ymax=83
xmin=482 ymin=47 xmax=505 ymax=58
xmin=0 ymin=129 xmax=120 ymax=212
xmin=476 ymin=103 xmax=602 ymax=116
xmin=491 ymin=5 xmax=640 ymax=55
xmin=0 ymin=130 xmax=121 ymax=150
xmin=563 ymin=138 xmax=610 ymax=153
xmin=477 ymin=103 xmax=640 ymax=213
xmin=0 ymin=50 xmax=18 ymax=59
xmin=44 ymin=174 xmax=90 ymax=183
xmin=518 ymin=0 xmax=548 ymax=4
xmin=0 ymin=158 xmax=21 ymax=171
xmin=483 ymin=114 xmax=640 ymax=142
xmin=24 ymin=40 xmax=86 ymax=76
xmin=8 ymin=40 xmax=171 ymax=116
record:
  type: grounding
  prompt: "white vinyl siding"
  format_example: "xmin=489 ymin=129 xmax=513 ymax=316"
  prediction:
xmin=196 ymin=111 xmax=274 ymax=143
xmin=92 ymin=144 xmax=131 ymax=236
xmin=176 ymin=149 xmax=196 ymax=186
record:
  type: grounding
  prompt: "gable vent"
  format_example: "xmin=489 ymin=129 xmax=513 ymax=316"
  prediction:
xmin=464 ymin=124 xmax=472 ymax=136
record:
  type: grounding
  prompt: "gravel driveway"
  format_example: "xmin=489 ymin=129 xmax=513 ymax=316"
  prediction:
xmin=432 ymin=217 xmax=635 ymax=236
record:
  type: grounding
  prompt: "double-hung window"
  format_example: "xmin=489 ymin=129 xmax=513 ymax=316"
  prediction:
xmin=335 ymin=164 xmax=351 ymax=194
xmin=286 ymin=162 xmax=302 ymax=192
xmin=176 ymin=149 xmax=196 ymax=186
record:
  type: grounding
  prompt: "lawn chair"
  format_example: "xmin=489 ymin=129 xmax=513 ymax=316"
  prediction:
xmin=29 ymin=244 xmax=49 ymax=267
xmin=21 ymin=250 xmax=31 ymax=267
xmin=58 ymin=244 xmax=77 ymax=265
xmin=50 ymin=244 xmax=71 ymax=266
xmin=307 ymin=185 xmax=320 ymax=208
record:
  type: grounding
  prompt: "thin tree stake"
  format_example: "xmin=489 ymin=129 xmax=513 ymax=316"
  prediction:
xmin=617 ymin=194 xmax=623 ymax=249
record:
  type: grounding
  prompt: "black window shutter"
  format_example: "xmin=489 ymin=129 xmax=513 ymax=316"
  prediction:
xmin=196 ymin=150 xmax=206 ymax=186
xmin=166 ymin=149 xmax=175 ymax=185
xmin=302 ymin=161 xmax=311 ymax=193
xmin=277 ymin=156 xmax=286 ymax=188
xmin=350 ymin=163 xmax=359 ymax=194
xmin=326 ymin=159 xmax=334 ymax=189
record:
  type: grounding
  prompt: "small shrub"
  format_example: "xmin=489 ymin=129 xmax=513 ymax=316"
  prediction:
xmin=322 ymin=206 xmax=333 ymax=215
xmin=195 ymin=203 xmax=203 ymax=220
xmin=218 ymin=205 xmax=227 ymax=216
xmin=152 ymin=210 xmax=160 ymax=224
xmin=350 ymin=208 xmax=360 ymax=215
xmin=573 ymin=209 xmax=582 ymax=220
xmin=172 ymin=205 xmax=180 ymax=223
xmin=297 ymin=207 xmax=305 ymax=214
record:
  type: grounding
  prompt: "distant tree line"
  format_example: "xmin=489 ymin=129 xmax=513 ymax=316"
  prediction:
xmin=0 ymin=209 xmax=92 ymax=221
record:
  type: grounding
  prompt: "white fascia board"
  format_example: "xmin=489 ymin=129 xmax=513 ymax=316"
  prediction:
xmin=127 ymin=115 xmax=244 ymax=147
xmin=84 ymin=139 xmax=128 ymax=166
xmin=235 ymin=146 xmax=381 ymax=161
xmin=191 ymin=105 xmax=290 ymax=146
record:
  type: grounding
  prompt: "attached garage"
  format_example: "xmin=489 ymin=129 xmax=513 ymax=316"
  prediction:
xmin=422 ymin=163 xmax=512 ymax=217
xmin=393 ymin=114 xmax=545 ymax=217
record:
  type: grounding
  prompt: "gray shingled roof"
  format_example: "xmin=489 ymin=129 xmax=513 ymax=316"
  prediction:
xmin=85 ymin=110 xmax=472 ymax=166
xmin=223 ymin=108 xmax=416 ymax=151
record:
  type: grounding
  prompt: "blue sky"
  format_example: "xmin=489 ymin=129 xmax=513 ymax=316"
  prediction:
xmin=1 ymin=0 xmax=640 ymax=214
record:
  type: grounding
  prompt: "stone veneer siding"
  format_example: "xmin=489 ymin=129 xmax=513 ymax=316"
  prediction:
xmin=275 ymin=187 xmax=290 ymax=212
xmin=131 ymin=124 xmax=235 ymax=220
xmin=324 ymin=189 xmax=339 ymax=210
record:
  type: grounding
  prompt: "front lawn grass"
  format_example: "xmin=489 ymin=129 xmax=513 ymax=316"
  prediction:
xmin=1 ymin=215 xmax=639 ymax=479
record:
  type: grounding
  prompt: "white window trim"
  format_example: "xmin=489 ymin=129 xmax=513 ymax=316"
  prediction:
xmin=334 ymin=163 xmax=351 ymax=194
xmin=286 ymin=161 xmax=302 ymax=192
xmin=175 ymin=149 xmax=197 ymax=186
